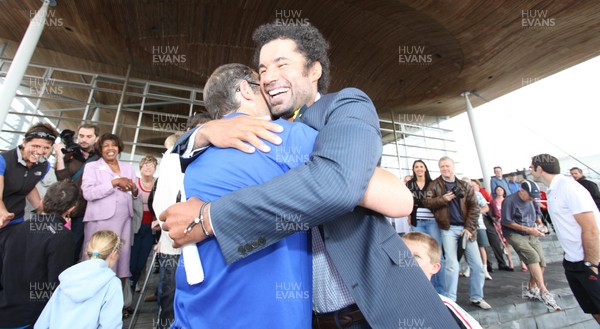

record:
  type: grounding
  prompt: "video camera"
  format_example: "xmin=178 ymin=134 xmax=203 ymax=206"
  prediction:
xmin=59 ymin=129 xmax=81 ymax=156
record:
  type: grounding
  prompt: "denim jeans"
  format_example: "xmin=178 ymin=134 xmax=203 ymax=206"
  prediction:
xmin=441 ymin=225 xmax=485 ymax=302
xmin=129 ymin=224 xmax=155 ymax=286
xmin=156 ymin=253 xmax=179 ymax=329
xmin=413 ymin=220 xmax=446 ymax=295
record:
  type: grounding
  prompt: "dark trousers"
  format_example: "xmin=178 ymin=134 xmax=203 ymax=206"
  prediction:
xmin=483 ymin=214 xmax=508 ymax=269
xmin=70 ymin=216 xmax=85 ymax=263
xmin=156 ymin=253 xmax=179 ymax=329
xmin=129 ymin=224 xmax=155 ymax=286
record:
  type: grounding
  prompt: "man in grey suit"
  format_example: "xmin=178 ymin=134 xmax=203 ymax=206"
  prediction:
xmin=161 ymin=22 xmax=458 ymax=328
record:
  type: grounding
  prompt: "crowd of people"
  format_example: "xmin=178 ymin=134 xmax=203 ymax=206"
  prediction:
xmin=0 ymin=21 xmax=599 ymax=329
xmin=0 ymin=113 xmax=214 ymax=328
xmin=402 ymin=157 xmax=600 ymax=321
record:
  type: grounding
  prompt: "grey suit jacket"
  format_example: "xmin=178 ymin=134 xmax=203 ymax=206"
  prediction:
xmin=182 ymin=88 xmax=458 ymax=328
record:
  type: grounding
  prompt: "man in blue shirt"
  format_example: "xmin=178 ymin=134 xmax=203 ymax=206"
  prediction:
xmin=172 ymin=64 xmax=315 ymax=328
xmin=507 ymin=172 xmax=521 ymax=194
xmin=490 ymin=166 xmax=512 ymax=198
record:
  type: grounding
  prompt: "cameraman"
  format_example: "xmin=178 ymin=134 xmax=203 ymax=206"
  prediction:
xmin=423 ymin=156 xmax=490 ymax=309
xmin=54 ymin=123 xmax=99 ymax=261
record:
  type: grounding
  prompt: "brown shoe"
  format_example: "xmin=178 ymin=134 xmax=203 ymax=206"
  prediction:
xmin=144 ymin=294 xmax=157 ymax=302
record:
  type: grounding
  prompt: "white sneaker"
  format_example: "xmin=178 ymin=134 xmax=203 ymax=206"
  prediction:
xmin=463 ymin=267 xmax=470 ymax=278
xmin=541 ymin=291 xmax=561 ymax=311
xmin=471 ymin=299 xmax=492 ymax=310
xmin=523 ymin=286 xmax=540 ymax=300
xmin=484 ymin=270 xmax=492 ymax=280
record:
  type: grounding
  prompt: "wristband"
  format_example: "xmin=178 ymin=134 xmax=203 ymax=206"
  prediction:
xmin=584 ymin=261 xmax=598 ymax=268
xmin=184 ymin=202 xmax=211 ymax=236
xmin=199 ymin=202 xmax=211 ymax=237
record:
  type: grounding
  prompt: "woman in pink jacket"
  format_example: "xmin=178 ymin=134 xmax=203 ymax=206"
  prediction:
xmin=81 ymin=133 xmax=138 ymax=287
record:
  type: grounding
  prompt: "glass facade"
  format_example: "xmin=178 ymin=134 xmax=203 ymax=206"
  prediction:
xmin=380 ymin=113 xmax=457 ymax=179
xmin=1 ymin=59 xmax=458 ymax=172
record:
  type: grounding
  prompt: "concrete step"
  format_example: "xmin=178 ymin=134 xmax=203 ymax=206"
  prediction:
xmin=470 ymin=286 xmax=595 ymax=328
xmin=455 ymin=241 xmax=600 ymax=329
xmin=454 ymin=232 xmax=600 ymax=328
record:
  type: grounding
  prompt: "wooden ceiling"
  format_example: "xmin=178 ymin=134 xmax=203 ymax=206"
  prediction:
xmin=1 ymin=0 xmax=599 ymax=143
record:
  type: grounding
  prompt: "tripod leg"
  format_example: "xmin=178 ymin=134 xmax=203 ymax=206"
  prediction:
xmin=129 ymin=250 xmax=157 ymax=329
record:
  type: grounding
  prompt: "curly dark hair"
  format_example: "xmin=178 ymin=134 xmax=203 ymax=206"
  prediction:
xmin=252 ymin=22 xmax=330 ymax=93
xmin=97 ymin=133 xmax=124 ymax=154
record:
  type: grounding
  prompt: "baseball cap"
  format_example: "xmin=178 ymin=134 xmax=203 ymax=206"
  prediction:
xmin=521 ymin=179 xmax=541 ymax=198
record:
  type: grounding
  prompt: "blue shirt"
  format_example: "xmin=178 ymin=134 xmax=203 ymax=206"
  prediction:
xmin=507 ymin=180 xmax=520 ymax=194
xmin=501 ymin=193 xmax=537 ymax=236
xmin=490 ymin=176 xmax=511 ymax=197
xmin=175 ymin=113 xmax=317 ymax=329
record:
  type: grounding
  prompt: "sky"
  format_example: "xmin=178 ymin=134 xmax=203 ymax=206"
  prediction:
xmin=441 ymin=55 xmax=600 ymax=180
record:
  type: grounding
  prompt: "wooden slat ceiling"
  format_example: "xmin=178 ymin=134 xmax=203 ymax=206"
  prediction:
xmin=1 ymin=0 xmax=599 ymax=135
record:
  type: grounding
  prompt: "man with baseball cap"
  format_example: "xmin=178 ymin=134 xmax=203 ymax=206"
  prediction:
xmin=507 ymin=172 xmax=521 ymax=194
xmin=501 ymin=179 xmax=561 ymax=310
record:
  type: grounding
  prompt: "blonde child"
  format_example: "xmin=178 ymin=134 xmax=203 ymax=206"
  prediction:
xmin=403 ymin=232 xmax=483 ymax=329
xmin=35 ymin=230 xmax=124 ymax=329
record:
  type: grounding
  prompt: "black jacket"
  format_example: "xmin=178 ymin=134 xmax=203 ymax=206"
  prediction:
xmin=576 ymin=176 xmax=600 ymax=211
xmin=1 ymin=148 xmax=50 ymax=220
xmin=0 ymin=213 xmax=75 ymax=327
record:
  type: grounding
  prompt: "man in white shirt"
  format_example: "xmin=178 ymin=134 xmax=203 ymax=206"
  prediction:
xmin=530 ymin=153 xmax=600 ymax=323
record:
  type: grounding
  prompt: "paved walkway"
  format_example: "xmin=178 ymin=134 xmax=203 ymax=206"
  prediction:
xmin=127 ymin=245 xmax=598 ymax=328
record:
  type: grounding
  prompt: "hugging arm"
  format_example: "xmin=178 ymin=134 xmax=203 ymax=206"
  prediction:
xmin=209 ymin=89 xmax=382 ymax=264
xmin=359 ymin=167 xmax=413 ymax=218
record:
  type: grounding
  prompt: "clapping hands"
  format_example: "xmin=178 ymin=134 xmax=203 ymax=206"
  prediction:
xmin=112 ymin=177 xmax=136 ymax=192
